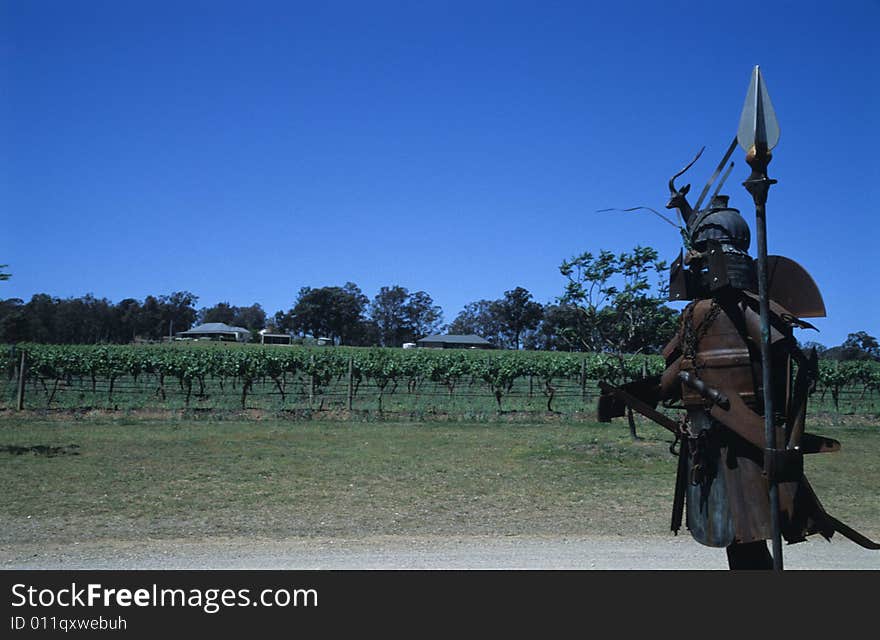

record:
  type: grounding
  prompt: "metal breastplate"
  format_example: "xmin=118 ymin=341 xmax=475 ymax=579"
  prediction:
xmin=679 ymin=299 xmax=759 ymax=410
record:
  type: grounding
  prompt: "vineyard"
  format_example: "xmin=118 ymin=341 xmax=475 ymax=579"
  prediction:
xmin=3 ymin=342 xmax=880 ymax=416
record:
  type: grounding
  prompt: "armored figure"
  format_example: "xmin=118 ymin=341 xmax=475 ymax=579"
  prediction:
xmin=598 ymin=154 xmax=879 ymax=570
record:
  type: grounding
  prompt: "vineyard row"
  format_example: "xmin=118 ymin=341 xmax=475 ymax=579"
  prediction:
xmin=4 ymin=343 xmax=879 ymax=413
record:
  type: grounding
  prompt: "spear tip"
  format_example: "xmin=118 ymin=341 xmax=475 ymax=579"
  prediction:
xmin=737 ymin=66 xmax=780 ymax=153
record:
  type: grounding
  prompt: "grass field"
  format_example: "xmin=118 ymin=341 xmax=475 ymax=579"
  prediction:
xmin=1 ymin=412 xmax=877 ymax=546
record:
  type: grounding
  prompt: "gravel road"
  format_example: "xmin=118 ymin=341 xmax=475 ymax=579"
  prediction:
xmin=4 ymin=534 xmax=878 ymax=570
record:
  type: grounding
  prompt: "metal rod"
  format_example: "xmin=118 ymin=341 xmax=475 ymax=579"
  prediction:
xmin=710 ymin=162 xmax=735 ymax=201
xmin=743 ymin=146 xmax=782 ymax=570
xmin=695 ymin=136 xmax=738 ymax=211
xmin=754 ymin=195 xmax=783 ymax=570
xmin=738 ymin=65 xmax=784 ymax=570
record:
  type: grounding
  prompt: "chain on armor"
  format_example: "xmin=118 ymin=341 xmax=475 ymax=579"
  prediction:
xmin=680 ymin=303 xmax=721 ymax=483
xmin=669 ymin=414 xmax=691 ymax=456
xmin=681 ymin=300 xmax=722 ymax=379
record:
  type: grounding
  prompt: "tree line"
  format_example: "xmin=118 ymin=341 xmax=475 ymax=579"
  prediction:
xmin=1 ymin=284 xmax=454 ymax=348
xmin=0 ymin=247 xmax=875 ymax=358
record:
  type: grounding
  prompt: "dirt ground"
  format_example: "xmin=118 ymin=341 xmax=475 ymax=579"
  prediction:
xmin=3 ymin=534 xmax=879 ymax=570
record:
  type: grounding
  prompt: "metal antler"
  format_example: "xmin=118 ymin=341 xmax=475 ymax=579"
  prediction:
xmin=666 ymin=146 xmax=704 ymax=225
xmin=596 ymin=206 xmax=681 ymax=228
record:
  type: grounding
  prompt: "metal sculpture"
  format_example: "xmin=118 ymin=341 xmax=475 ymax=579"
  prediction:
xmin=598 ymin=66 xmax=879 ymax=570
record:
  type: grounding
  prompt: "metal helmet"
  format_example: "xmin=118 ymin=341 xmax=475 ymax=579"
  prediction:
xmin=688 ymin=195 xmax=751 ymax=254
xmin=669 ymin=194 xmax=757 ymax=300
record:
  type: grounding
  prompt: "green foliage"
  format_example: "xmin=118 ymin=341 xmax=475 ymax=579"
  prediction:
xmin=447 ymin=287 xmax=544 ymax=350
xmin=6 ymin=342 xmax=664 ymax=411
xmin=448 ymin=300 xmax=500 ymax=343
xmin=817 ymin=359 xmax=880 ymax=411
xmin=368 ymin=285 xmax=443 ymax=347
xmin=493 ymin=287 xmax=544 ymax=350
xmin=7 ymin=342 xmax=878 ymax=414
xmin=0 ymin=291 xmax=200 ymax=344
xmin=9 ymin=342 xmax=664 ymax=384
xmin=840 ymin=331 xmax=880 ymax=360
xmin=198 ymin=302 xmax=266 ymax=334
xmin=288 ymin=282 xmax=369 ymax=345
xmin=558 ymin=246 xmax=678 ymax=355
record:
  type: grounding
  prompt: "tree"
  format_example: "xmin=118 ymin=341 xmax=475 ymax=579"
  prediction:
xmin=524 ymin=303 xmax=583 ymax=351
xmin=0 ymin=298 xmax=26 ymax=343
xmin=839 ymin=331 xmax=880 ymax=361
xmin=138 ymin=295 xmax=163 ymax=339
xmin=448 ymin=300 xmax=501 ymax=344
xmin=604 ymin=249 xmax=678 ymax=355
xmin=559 ymin=246 xmax=678 ymax=439
xmin=799 ymin=340 xmax=827 ymax=356
xmin=405 ymin=290 xmax=444 ymax=341
xmin=370 ymin=286 xmax=410 ymax=347
xmin=159 ymin=291 xmax=199 ymax=339
xmin=558 ymin=250 xmax=618 ymax=352
xmin=200 ymin=302 xmax=236 ymax=325
xmin=492 ymin=287 xmax=543 ymax=350
xmin=558 ymin=246 xmax=677 ymax=355
xmin=114 ymin=298 xmax=142 ymax=342
xmin=53 ymin=294 xmax=115 ymax=343
xmin=0 ymin=291 xmax=199 ymax=344
xmin=23 ymin=293 xmax=57 ymax=343
xmin=199 ymin=302 xmax=266 ymax=334
xmin=132 ymin=291 xmax=198 ymax=340
xmin=289 ymin=282 xmax=368 ymax=345
xmin=272 ymin=310 xmax=292 ymax=333
xmin=369 ymin=286 xmax=443 ymax=346
xmin=234 ymin=304 xmax=267 ymax=334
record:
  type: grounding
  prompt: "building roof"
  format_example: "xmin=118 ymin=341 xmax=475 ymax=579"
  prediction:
xmin=178 ymin=322 xmax=251 ymax=335
xmin=259 ymin=328 xmax=292 ymax=336
xmin=417 ymin=334 xmax=493 ymax=346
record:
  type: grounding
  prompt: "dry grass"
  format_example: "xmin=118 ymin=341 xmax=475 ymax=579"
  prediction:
xmin=0 ymin=412 xmax=876 ymax=544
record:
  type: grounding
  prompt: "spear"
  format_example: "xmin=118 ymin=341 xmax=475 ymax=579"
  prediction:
xmin=737 ymin=65 xmax=783 ymax=570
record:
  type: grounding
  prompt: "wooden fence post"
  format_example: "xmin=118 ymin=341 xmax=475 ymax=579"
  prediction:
xmin=16 ymin=351 xmax=26 ymax=411
xmin=308 ymin=354 xmax=315 ymax=410
xmin=347 ymin=356 xmax=354 ymax=411
xmin=580 ymin=358 xmax=587 ymax=401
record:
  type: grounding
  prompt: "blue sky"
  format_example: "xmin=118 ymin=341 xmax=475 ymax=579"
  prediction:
xmin=2 ymin=1 xmax=877 ymax=347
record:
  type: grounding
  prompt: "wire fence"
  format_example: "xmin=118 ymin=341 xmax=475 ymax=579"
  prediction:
xmin=3 ymin=369 xmax=878 ymax=417
xmin=1 ymin=372 xmax=597 ymax=415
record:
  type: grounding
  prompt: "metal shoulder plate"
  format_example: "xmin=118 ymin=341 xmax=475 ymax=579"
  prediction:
xmin=766 ymin=255 xmax=826 ymax=318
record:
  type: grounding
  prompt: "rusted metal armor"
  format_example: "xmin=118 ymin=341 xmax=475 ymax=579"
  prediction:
xmin=597 ymin=164 xmax=878 ymax=569
xmin=662 ymin=290 xmax=829 ymax=550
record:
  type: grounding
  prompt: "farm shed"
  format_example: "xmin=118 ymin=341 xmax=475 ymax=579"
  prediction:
xmin=176 ymin=322 xmax=252 ymax=342
xmin=417 ymin=334 xmax=495 ymax=349
xmin=259 ymin=329 xmax=293 ymax=345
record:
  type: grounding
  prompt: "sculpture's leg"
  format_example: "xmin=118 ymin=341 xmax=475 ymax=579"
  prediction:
xmin=725 ymin=541 xmax=772 ymax=570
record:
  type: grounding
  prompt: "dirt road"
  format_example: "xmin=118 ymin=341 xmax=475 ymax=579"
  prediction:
xmin=3 ymin=534 xmax=878 ymax=570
